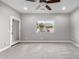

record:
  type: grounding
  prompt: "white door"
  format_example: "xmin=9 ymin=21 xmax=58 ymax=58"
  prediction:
xmin=10 ymin=16 xmax=21 ymax=45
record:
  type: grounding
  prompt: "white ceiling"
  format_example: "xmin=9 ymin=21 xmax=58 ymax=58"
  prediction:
xmin=1 ymin=0 xmax=79 ymax=13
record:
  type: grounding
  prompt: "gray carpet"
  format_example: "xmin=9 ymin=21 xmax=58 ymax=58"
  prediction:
xmin=0 ymin=43 xmax=79 ymax=59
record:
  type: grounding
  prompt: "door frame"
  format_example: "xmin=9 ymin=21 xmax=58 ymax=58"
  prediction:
xmin=10 ymin=16 xmax=21 ymax=46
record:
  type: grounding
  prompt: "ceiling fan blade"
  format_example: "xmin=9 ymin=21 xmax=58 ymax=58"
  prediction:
xmin=40 ymin=0 xmax=60 ymax=3
xmin=46 ymin=0 xmax=60 ymax=3
xmin=40 ymin=0 xmax=46 ymax=2
xmin=45 ymin=5 xmax=52 ymax=10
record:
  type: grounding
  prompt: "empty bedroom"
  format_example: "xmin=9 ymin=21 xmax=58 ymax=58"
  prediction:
xmin=0 ymin=0 xmax=79 ymax=59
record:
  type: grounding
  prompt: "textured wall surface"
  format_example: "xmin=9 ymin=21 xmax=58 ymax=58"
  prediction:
xmin=0 ymin=2 xmax=20 ymax=49
xmin=71 ymin=8 xmax=79 ymax=44
xmin=21 ymin=13 xmax=71 ymax=42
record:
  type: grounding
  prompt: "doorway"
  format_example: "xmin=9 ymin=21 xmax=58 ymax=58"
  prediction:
xmin=10 ymin=16 xmax=21 ymax=45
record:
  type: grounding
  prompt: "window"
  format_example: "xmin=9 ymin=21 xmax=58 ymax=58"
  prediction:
xmin=36 ymin=21 xmax=54 ymax=32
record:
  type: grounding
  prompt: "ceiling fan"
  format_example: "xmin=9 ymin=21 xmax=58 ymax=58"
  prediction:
xmin=26 ymin=0 xmax=60 ymax=10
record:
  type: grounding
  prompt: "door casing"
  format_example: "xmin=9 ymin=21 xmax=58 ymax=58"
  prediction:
xmin=10 ymin=16 xmax=21 ymax=45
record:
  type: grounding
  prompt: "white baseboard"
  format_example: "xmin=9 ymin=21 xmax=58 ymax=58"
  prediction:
xmin=0 ymin=45 xmax=11 ymax=53
xmin=72 ymin=42 xmax=79 ymax=47
xmin=19 ymin=40 xmax=71 ymax=43
xmin=10 ymin=40 xmax=19 ymax=46
xmin=0 ymin=41 xmax=19 ymax=53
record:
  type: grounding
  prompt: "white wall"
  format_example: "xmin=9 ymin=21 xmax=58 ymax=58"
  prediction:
xmin=21 ymin=13 xmax=71 ymax=42
xmin=0 ymin=2 xmax=20 ymax=49
xmin=71 ymin=8 xmax=79 ymax=44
